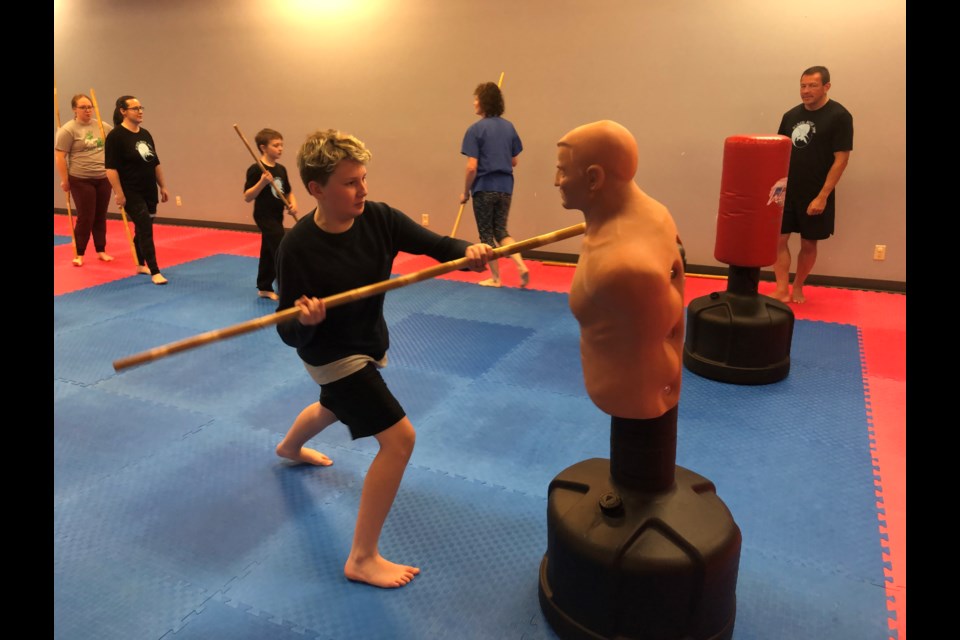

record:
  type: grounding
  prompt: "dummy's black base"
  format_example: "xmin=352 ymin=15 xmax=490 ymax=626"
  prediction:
xmin=538 ymin=458 xmax=741 ymax=640
xmin=683 ymin=266 xmax=794 ymax=385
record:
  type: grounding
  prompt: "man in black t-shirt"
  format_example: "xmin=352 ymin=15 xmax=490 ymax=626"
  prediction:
xmin=774 ymin=66 xmax=854 ymax=304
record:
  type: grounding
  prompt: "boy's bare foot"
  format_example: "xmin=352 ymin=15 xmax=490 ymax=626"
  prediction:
xmin=97 ymin=252 xmax=114 ymax=262
xmin=791 ymin=286 xmax=806 ymax=304
xmin=275 ymin=443 xmax=333 ymax=466
xmin=478 ymin=278 xmax=501 ymax=288
xmin=72 ymin=256 xmax=83 ymax=267
xmin=344 ymin=554 xmax=420 ymax=588
xmin=771 ymin=287 xmax=791 ymax=303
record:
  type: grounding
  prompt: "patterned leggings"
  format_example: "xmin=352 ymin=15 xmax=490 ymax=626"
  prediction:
xmin=472 ymin=191 xmax=512 ymax=247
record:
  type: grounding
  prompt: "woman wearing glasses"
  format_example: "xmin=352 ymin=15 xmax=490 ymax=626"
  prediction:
xmin=104 ymin=95 xmax=170 ymax=284
xmin=54 ymin=94 xmax=114 ymax=267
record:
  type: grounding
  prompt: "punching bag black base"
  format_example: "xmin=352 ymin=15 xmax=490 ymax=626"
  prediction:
xmin=538 ymin=458 xmax=741 ymax=640
xmin=683 ymin=267 xmax=794 ymax=385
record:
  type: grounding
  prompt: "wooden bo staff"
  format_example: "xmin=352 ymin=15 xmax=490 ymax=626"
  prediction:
xmin=54 ymin=80 xmax=79 ymax=257
xmin=450 ymin=206 xmax=466 ymax=238
xmin=450 ymin=203 xmax=467 ymax=239
xmin=53 ymin=79 xmax=61 ymax=128
xmin=233 ymin=124 xmax=298 ymax=221
xmin=112 ymin=221 xmax=585 ymax=372
xmin=90 ymin=88 xmax=140 ymax=269
xmin=451 ymin=71 xmax=505 ymax=238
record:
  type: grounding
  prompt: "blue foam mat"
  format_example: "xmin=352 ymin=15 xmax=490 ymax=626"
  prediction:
xmin=54 ymin=254 xmax=891 ymax=639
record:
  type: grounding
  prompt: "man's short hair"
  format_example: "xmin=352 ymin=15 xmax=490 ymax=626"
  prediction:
xmin=474 ymin=82 xmax=505 ymax=118
xmin=801 ymin=66 xmax=831 ymax=84
xmin=297 ymin=129 xmax=372 ymax=188
xmin=255 ymin=128 xmax=283 ymax=150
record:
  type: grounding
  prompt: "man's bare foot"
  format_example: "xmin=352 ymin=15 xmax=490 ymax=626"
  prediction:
xmin=275 ymin=443 xmax=333 ymax=466
xmin=771 ymin=287 xmax=791 ymax=303
xmin=344 ymin=554 xmax=420 ymax=588
xmin=791 ymin=287 xmax=806 ymax=304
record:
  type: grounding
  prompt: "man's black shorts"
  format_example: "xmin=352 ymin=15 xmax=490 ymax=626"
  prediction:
xmin=780 ymin=202 xmax=835 ymax=240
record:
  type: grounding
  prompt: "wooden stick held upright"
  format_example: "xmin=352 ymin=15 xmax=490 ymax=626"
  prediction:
xmin=53 ymin=81 xmax=61 ymax=129
xmin=451 ymin=203 xmax=466 ymax=238
xmin=451 ymin=71 xmax=506 ymax=238
xmin=90 ymin=88 xmax=140 ymax=269
xmin=112 ymin=222 xmax=585 ymax=371
xmin=233 ymin=124 xmax=298 ymax=221
xmin=54 ymin=80 xmax=79 ymax=258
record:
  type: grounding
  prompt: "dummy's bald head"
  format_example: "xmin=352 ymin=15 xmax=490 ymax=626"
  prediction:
xmin=557 ymin=120 xmax=638 ymax=182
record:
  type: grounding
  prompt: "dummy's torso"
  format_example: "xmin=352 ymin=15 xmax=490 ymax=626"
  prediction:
xmin=569 ymin=190 xmax=685 ymax=419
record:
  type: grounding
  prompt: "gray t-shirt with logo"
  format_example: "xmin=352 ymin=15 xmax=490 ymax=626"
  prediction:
xmin=55 ymin=119 xmax=112 ymax=179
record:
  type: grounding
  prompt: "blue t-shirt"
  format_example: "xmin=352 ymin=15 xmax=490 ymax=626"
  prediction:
xmin=461 ymin=116 xmax=522 ymax=194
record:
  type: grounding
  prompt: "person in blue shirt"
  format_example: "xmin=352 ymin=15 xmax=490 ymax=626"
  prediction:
xmin=459 ymin=82 xmax=529 ymax=288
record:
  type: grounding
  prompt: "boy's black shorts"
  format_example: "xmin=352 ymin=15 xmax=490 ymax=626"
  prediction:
xmin=320 ymin=363 xmax=406 ymax=440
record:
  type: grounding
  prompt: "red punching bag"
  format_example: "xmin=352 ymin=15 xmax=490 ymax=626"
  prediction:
xmin=714 ymin=135 xmax=791 ymax=268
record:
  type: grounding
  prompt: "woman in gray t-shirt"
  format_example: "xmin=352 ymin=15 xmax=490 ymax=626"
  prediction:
xmin=54 ymin=93 xmax=114 ymax=266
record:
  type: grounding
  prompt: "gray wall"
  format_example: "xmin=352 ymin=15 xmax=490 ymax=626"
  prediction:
xmin=54 ymin=0 xmax=906 ymax=283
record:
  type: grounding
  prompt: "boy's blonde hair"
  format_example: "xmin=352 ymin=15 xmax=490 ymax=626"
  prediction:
xmin=298 ymin=129 xmax=372 ymax=188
